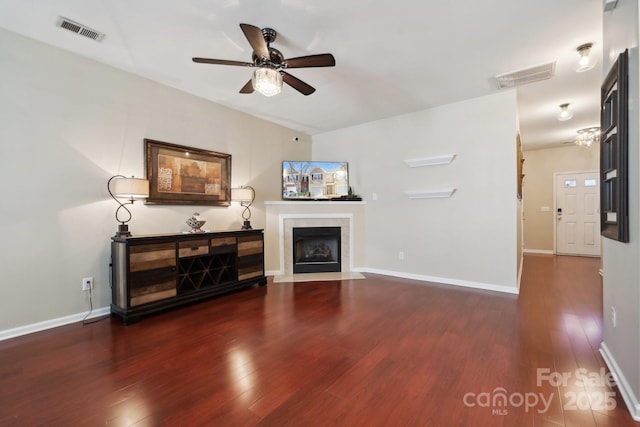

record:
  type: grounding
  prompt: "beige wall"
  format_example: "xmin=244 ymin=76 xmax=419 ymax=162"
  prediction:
xmin=0 ymin=28 xmax=311 ymax=332
xmin=522 ymin=144 xmax=599 ymax=252
xmin=313 ymin=91 xmax=520 ymax=292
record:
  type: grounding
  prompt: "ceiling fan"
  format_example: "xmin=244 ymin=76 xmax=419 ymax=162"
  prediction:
xmin=193 ymin=23 xmax=335 ymax=96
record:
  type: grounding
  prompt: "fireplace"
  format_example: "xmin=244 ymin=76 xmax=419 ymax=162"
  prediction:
xmin=292 ymin=227 xmax=341 ymax=273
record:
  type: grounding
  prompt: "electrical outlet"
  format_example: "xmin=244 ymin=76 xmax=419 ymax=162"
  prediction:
xmin=398 ymin=251 xmax=405 ymax=260
xmin=82 ymin=277 xmax=93 ymax=291
xmin=611 ymin=306 xmax=617 ymax=328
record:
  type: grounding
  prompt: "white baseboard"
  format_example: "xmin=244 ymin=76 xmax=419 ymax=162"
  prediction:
xmin=358 ymin=268 xmax=519 ymax=295
xmin=523 ymin=248 xmax=555 ymax=255
xmin=600 ymin=342 xmax=640 ymax=421
xmin=0 ymin=307 xmax=110 ymax=342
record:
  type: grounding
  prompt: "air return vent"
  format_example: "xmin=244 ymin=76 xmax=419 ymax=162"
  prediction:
xmin=56 ymin=16 xmax=105 ymax=42
xmin=495 ymin=61 xmax=556 ymax=89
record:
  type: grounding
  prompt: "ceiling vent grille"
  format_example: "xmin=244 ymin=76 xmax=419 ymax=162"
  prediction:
xmin=56 ymin=16 xmax=105 ymax=42
xmin=495 ymin=61 xmax=556 ymax=89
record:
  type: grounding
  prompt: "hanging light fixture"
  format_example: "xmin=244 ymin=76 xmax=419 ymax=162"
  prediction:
xmin=575 ymin=43 xmax=596 ymax=72
xmin=575 ymin=127 xmax=600 ymax=147
xmin=252 ymin=68 xmax=283 ymax=97
xmin=557 ymin=103 xmax=574 ymax=121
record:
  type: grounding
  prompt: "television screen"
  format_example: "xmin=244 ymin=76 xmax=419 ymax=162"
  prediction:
xmin=282 ymin=161 xmax=349 ymax=200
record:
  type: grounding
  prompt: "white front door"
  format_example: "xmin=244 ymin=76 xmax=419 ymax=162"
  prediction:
xmin=555 ymin=172 xmax=600 ymax=256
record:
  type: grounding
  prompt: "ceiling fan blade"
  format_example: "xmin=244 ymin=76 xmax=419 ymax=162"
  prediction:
xmin=282 ymin=71 xmax=316 ymax=95
xmin=239 ymin=80 xmax=254 ymax=94
xmin=285 ymin=54 xmax=336 ymax=69
xmin=239 ymin=23 xmax=269 ymax=60
xmin=192 ymin=57 xmax=254 ymax=67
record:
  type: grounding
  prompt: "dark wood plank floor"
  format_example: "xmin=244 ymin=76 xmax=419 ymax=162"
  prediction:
xmin=1 ymin=255 xmax=638 ymax=426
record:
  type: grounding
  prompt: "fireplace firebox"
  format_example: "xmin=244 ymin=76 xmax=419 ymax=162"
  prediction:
xmin=292 ymin=227 xmax=341 ymax=274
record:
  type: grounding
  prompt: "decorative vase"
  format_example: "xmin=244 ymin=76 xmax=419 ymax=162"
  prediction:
xmin=186 ymin=212 xmax=206 ymax=233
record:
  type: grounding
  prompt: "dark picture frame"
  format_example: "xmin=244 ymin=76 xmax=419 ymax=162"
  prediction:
xmin=144 ymin=139 xmax=231 ymax=206
xmin=600 ymin=49 xmax=628 ymax=242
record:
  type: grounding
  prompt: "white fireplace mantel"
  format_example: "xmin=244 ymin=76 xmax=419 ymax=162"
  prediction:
xmin=264 ymin=201 xmax=366 ymax=276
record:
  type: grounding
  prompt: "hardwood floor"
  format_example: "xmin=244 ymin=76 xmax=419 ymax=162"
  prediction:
xmin=0 ymin=254 xmax=638 ymax=426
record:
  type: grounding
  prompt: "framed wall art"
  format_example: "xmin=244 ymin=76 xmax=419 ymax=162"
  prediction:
xmin=600 ymin=49 xmax=628 ymax=242
xmin=144 ymin=139 xmax=231 ymax=205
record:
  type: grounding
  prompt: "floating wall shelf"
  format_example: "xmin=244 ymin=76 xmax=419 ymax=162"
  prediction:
xmin=404 ymin=154 xmax=456 ymax=168
xmin=405 ymin=189 xmax=456 ymax=199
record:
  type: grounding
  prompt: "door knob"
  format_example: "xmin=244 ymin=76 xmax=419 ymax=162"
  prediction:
xmin=557 ymin=208 xmax=562 ymax=220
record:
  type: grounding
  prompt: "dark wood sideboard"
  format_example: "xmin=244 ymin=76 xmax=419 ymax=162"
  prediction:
xmin=111 ymin=229 xmax=266 ymax=324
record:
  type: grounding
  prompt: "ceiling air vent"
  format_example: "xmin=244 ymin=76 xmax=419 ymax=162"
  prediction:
xmin=495 ymin=61 xmax=556 ymax=89
xmin=56 ymin=16 xmax=105 ymax=42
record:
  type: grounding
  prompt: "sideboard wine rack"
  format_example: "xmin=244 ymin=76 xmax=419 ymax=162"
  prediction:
xmin=111 ymin=229 xmax=266 ymax=324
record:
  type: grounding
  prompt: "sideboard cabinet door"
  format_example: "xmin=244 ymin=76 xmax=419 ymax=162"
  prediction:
xmin=129 ymin=243 xmax=177 ymax=307
xmin=237 ymin=234 xmax=264 ymax=281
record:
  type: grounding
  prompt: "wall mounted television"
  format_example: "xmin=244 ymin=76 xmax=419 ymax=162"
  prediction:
xmin=282 ymin=161 xmax=349 ymax=200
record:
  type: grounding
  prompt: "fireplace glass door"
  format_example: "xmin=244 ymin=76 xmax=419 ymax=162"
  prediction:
xmin=292 ymin=227 xmax=341 ymax=274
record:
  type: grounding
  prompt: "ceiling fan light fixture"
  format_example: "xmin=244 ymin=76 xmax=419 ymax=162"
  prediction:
xmin=194 ymin=23 xmax=334 ymax=96
xmin=252 ymin=68 xmax=282 ymax=97
xmin=557 ymin=103 xmax=573 ymax=121
xmin=575 ymin=43 xmax=596 ymax=72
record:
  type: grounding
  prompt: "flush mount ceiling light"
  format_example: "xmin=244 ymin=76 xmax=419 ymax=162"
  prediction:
xmin=575 ymin=127 xmax=600 ymax=147
xmin=251 ymin=68 xmax=283 ymax=97
xmin=557 ymin=103 xmax=574 ymax=121
xmin=575 ymin=43 xmax=596 ymax=72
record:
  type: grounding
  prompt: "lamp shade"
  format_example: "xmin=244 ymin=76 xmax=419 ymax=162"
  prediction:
xmin=231 ymin=187 xmax=254 ymax=202
xmin=112 ymin=177 xmax=149 ymax=199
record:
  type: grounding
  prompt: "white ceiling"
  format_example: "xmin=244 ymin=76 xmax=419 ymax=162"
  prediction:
xmin=0 ymin=0 xmax=604 ymax=150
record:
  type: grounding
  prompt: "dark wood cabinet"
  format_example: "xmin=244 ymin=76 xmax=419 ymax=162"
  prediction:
xmin=111 ymin=230 xmax=266 ymax=324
